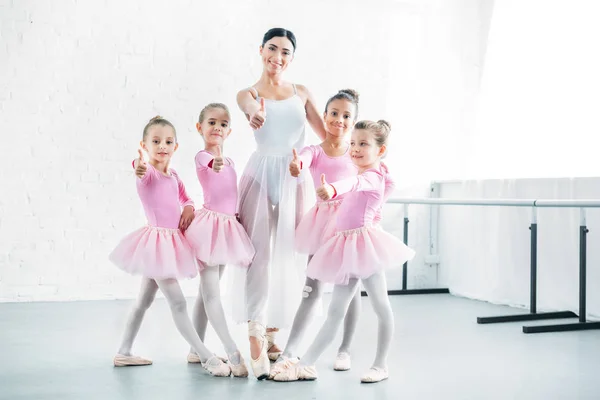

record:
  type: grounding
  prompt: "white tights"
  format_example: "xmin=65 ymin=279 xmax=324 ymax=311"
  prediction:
xmin=191 ymin=264 xmax=240 ymax=362
xmin=299 ymin=272 xmax=393 ymax=369
xmin=282 ymin=276 xmax=361 ymax=358
xmin=117 ymin=278 xmax=214 ymax=362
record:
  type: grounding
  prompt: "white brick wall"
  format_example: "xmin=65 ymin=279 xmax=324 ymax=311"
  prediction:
xmin=0 ymin=0 xmax=490 ymax=301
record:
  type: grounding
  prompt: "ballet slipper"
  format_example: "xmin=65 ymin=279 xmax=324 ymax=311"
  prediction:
xmin=360 ymin=367 xmax=389 ymax=383
xmin=113 ymin=354 xmax=152 ymax=367
xmin=201 ymin=355 xmax=231 ymax=377
xmin=333 ymin=351 xmax=351 ymax=371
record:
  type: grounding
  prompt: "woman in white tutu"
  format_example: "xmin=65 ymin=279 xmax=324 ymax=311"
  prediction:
xmin=234 ymin=27 xmax=326 ymax=379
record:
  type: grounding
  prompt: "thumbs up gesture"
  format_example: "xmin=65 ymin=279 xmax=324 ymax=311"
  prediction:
xmin=316 ymin=174 xmax=335 ymax=201
xmin=250 ymin=97 xmax=266 ymax=130
xmin=211 ymin=145 xmax=225 ymax=173
xmin=289 ymin=148 xmax=301 ymax=177
xmin=134 ymin=149 xmax=147 ymax=178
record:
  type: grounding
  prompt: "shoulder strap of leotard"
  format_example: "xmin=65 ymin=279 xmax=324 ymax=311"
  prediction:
xmin=250 ymin=85 xmax=296 ymax=98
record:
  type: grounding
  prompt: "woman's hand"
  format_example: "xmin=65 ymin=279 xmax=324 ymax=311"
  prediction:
xmin=289 ymin=149 xmax=301 ymax=177
xmin=249 ymin=98 xmax=266 ymax=130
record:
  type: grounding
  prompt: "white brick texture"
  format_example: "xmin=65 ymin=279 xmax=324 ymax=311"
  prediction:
xmin=0 ymin=0 xmax=489 ymax=301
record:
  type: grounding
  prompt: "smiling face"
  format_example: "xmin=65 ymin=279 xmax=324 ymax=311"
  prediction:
xmin=141 ymin=124 xmax=178 ymax=163
xmin=323 ymin=98 xmax=356 ymax=139
xmin=196 ymin=107 xmax=231 ymax=146
xmin=260 ymin=36 xmax=294 ymax=75
xmin=349 ymin=128 xmax=386 ymax=171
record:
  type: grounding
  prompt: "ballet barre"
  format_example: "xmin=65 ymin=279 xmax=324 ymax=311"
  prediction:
xmin=383 ymin=197 xmax=600 ymax=334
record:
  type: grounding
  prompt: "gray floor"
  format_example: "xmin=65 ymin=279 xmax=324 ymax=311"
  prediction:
xmin=1 ymin=294 xmax=599 ymax=400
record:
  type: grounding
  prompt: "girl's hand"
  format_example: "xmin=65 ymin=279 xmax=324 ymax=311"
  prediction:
xmin=134 ymin=149 xmax=147 ymax=178
xmin=316 ymin=174 xmax=335 ymax=201
xmin=249 ymin=98 xmax=266 ymax=130
xmin=179 ymin=205 xmax=195 ymax=231
xmin=212 ymin=145 xmax=224 ymax=173
xmin=289 ymin=148 xmax=301 ymax=177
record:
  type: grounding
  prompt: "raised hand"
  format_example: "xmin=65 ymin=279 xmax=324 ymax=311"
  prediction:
xmin=249 ymin=97 xmax=266 ymax=130
xmin=316 ymin=174 xmax=335 ymax=201
xmin=289 ymin=148 xmax=301 ymax=177
xmin=212 ymin=145 xmax=225 ymax=173
xmin=134 ymin=149 xmax=147 ymax=178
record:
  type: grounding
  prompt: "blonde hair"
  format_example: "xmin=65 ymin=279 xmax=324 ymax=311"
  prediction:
xmin=199 ymin=103 xmax=231 ymax=124
xmin=354 ymin=119 xmax=391 ymax=147
xmin=142 ymin=116 xmax=176 ymax=140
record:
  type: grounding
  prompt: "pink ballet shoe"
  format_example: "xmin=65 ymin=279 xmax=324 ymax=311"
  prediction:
xmin=113 ymin=354 xmax=152 ymax=367
xmin=272 ymin=363 xmax=318 ymax=382
xmin=333 ymin=352 xmax=351 ymax=371
xmin=228 ymin=351 xmax=249 ymax=378
xmin=201 ymin=355 xmax=231 ymax=377
xmin=360 ymin=367 xmax=389 ymax=383
xmin=187 ymin=352 xmax=227 ymax=364
xmin=268 ymin=356 xmax=299 ymax=380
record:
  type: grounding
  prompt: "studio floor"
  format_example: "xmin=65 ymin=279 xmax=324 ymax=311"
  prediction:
xmin=1 ymin=293 xmax=599 ymax=400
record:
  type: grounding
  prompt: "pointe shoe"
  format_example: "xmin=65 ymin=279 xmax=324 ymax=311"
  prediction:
xmin=228 ymin=351 xmax=249 ymax=378
xmin=113 ymin=354 xmax=152 ymax=367
xmin=187 ymin=352 xmax=227 ymax=364
xmin=333 ymin=352 xmax=351 ymax=371
xmin=272 ymin=363 xmax=318 ymax=382
xmin=201 ymin=355 xmax=231 ymax=377
xmin=266 ymin=330 xmax=282 ymax=361
xmin=248 ymin=321 xmax=270 ymax=380
xmin=360 ymin=367 xmax=389 ymax=383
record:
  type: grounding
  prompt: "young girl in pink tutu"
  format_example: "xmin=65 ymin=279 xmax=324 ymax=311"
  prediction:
xmin=183 ymin=103 xmax=254 ymax=377
xmin=272 ymin=120 xmax=415 ymax=384
xmin=271 ymin=89 xmax=361 ymax=374
xmin=109 ymin=116 xmax=230 ymax=377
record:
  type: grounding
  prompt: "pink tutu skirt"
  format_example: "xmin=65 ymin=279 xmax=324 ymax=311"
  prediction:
xmin=109 ymin=225 xmax=198 ymax=280
xmin=295 ymin=199 xmax=342 ymax=254
xmin=184 ymin=208 xmax=255 ymax=268
xmin=307 ymin=225 xmax=416 ymax=285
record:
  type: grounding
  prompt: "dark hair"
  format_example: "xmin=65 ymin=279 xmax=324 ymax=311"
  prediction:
xmin=142 ymin=116 xmax=176 ymax=140
xmin=325 ymin=89 xmax=359 ymax=120
xmin=262 ymin=28 xmax=297 ymax=51
xmin=199 ymin=103 xmax=231 ymax=124
xmin=354 ymin=119 xmax=391 ymax=147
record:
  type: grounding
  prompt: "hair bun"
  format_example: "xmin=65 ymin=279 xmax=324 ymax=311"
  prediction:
xmin=339 ymin=89 xmax=359 ymax=103
xmin=149 ymin=115 xmax=163 ymax=122
xmin=377 ymin=119 xmax=391 ymax=131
